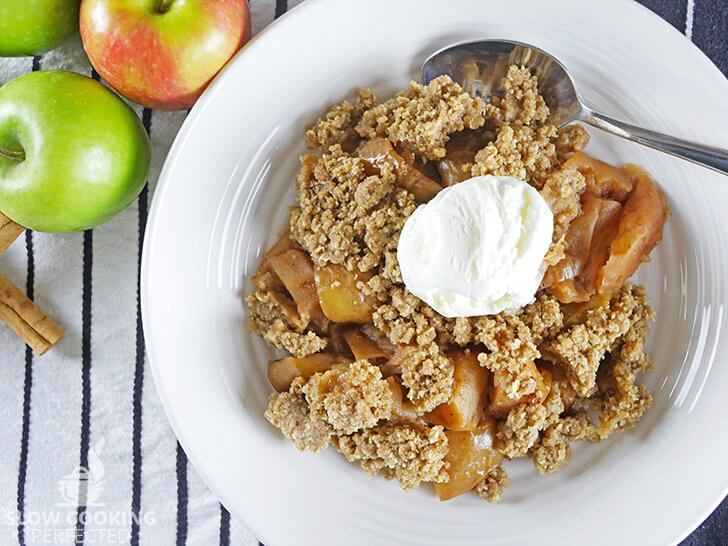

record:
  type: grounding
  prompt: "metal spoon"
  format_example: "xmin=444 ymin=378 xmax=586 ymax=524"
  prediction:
xmin=422 ymin=39 xmax=728 ymax=176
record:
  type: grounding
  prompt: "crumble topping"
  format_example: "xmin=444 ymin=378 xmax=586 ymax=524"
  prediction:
xmin=540 ymin=167 xmax=587 ymax=266
xmin=246 ymin=289 xmax=327 ymax=357
xmin=303 ymin=360 xmax=393 ymax=434
xmin=306 ymin=88 xmax=379 ymax=151
xmin=496 ymin=383 xmax=564 ymax=459
xmin=396 ymin=344 xmax=454 ymax=413
xmin=498 ymin=65 xmax=550 ymax=126
xmin=334 ymin=422 xmax=449 ymax=489
xmin=471 ymin=66 xmax=558 ymax=186
xmin=264 ymin=377 xmax=332 ymax=452
xmin=556 ymin=124 xmax=591 ymax=157
xmin=471 ymin=123 xmax=558 ymax=184
xmin=356 ymin=76 xmax=488 ymax=160
xmin=517 ymin=293 xmax=564 ymax=345
xmin=530 ymin=411 xmax=596 ymax=474
xmin=371 ymin=287 xmax=450 ymax=347
xmin=475 ymin=464 xmax=509 ymax=503
xmin=475 ymin=314 xmax=540 ymax=401
xmin=545 ymin=285 xmax=650 ymax=397
xmin=290 ymin=145 xmax=415 ymax=272
xmin=595 ymin=308 xmax=654 ymax=438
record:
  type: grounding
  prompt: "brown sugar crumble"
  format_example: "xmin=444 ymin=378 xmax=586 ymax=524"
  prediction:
xmin=247 ymin=64 xmax=663 ymax=503
xmin=475 ymin=464 xmax=509 ymax=503
xmin=395 ymin=343 xmax=454 ymax=413
xmin=334 ymin=422 xmax=449 ymax=489
xmin=356 ymin=76 xmax=488 ymax=160
xmin=303 ymin=360 xmax=393 ymax=435
xmin=264 ymin=377 xmax=332 ymax=452
xmin=245 ymin=290 xmax=327 ymax=357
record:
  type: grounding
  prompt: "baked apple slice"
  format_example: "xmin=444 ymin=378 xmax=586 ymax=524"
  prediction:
xmin=268 ymin=249 xmax=322 ymax=318
xmin=386 ymin=377 xmax=422 ymax=424
xmin=547 ymin=196 xmax=623 ymax=303
xmin=268 ymin=353 xmax=350 ymax=392
xmin=314 ymin=263 xmax=375 ymax=323
xmin=489 ymin=361 xmax=547 ymax=417
xmin=596 ymin=165 xmax=667 ymax=295
xmin=343 ymin=328 xmax=391 ymax=362
xmin=565 ymin=151 xmax=634 ymax=202
xmin=426 ymin=351 xmax=490 ymax=431
xmin=434 ymin=421 xmax=503 ymax=501
xmin=359 ymin=137 xmax=441 ymax=202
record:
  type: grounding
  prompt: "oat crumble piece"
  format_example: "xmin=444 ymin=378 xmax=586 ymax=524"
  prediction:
xmin=539 ymin=166 xmax=586 ymax=266
xmin=498 ymin=65 xmax=551 ymax=126
xmin=474 ymin=314 xmax=540 ymax=401
xmin=290 ymin=145 xmax=416 ymax=272
xmin=303 ymin=360 xmax=393 ymax=435
xmin=334 ymin=422 xmax=449 ymax=489
xmin=474 ymin=464 xmax=509 ymax=503
xmin=530 ymin=411 xmax=597 ymax=474
xmin=595 ymin=307 xmax=654 ymax=439
xmin=496 ymin=382 xmax=564 ymax=459
xmin=396 ymin=344 xmax=454 ymax=413
xmin=306 ymin=88 xmax=379 ymax=150
xmin=471 ymin=123 xmax=558 ymax=184
xmin=356 ymin=76 xmax=488 ymax=160
xmin=264 ymin=377 xmax=332 ymax=452
xmin=517 ymin=292 xmax=564 ymax=345
xmin=372 ymin=287 xmax=451 ymax=347
xmin=544 ymin=284 xmax=650 ymax=397
xmin=556 ymin=124 xmax=590 ymax=157
xmin=246 ymin=290 xmax=327 ymax=357
xmin=470 ymin=66 xmax=560 ymax=186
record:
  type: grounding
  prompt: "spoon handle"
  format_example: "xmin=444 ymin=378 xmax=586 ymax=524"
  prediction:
xmin=580 ymin=109 xmax=728 ymax=176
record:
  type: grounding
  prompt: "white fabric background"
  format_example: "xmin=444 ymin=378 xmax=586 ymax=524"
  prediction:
xmin=0 ymin=1 xmax=303 ymax=544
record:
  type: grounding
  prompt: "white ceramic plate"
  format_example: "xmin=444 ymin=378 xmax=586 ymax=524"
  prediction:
xmin=141 ymin=0 xmax=728 ymax=544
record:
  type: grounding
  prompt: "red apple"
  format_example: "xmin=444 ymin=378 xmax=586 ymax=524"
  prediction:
xmin=80 ymin=0 xmax=250 ymax=110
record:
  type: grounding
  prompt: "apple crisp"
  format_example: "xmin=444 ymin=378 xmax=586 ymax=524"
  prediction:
xmin=246 ymin=65 xmax=666 ymax=502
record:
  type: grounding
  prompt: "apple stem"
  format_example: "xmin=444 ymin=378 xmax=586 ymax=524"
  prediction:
xmin=154 ymin=0 xmax=175 ymax=13
xmin=0 ymin=148 xmax=25 ymax=162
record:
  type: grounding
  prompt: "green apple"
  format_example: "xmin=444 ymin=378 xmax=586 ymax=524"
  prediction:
xmin=0 ymin=0 xmax=81 ymax=57
xmin=0 ymin=71 xmax=151 ymax=232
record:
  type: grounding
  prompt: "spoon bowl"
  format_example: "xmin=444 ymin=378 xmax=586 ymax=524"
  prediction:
xmin=423 ymin=39 xmax=728 ymax=175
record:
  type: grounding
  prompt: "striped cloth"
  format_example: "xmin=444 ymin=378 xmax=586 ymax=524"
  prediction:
xmin=0 ymin=1 xmax=724 ymax=545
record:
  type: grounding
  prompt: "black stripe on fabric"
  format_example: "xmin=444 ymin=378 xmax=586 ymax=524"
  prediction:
xmin=74 ymin=229 xmax=93 ymax=546
xmin=130 ymin=107 xmax=152 ymax=546
xmin=16 ymin=231 xmax=34 ymax=546
xmin=219 ymin=505 xmax=230 ymax=546
xmin=692 ymin=0 xmax=728 ymax=76
xmin=636 ymin=0 xmax=688 ymax=32
xmin=16 ymin=54 xmax=41 ymax=546
xmin=275 ymin=0 xmax=287 ymax=19
xmin=176 ymin=443 xmax=189 ymax=546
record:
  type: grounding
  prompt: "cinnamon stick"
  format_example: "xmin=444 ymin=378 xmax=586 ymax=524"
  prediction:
xmin=0 ymin=275 xmax=64 ymax=355
xmin=0 ymin=212 xmax=24 ymax=254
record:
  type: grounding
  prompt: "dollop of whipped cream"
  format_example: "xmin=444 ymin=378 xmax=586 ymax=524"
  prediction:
xmin=397 ymin=175 xmax=554 ymax=318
